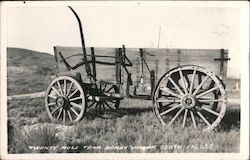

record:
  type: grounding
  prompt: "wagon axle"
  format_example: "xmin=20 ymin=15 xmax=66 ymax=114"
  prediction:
xmin=56 ymin=96 xmax=70 ymax=109
xmin=182 ymin=95 xmax=196 ymax=109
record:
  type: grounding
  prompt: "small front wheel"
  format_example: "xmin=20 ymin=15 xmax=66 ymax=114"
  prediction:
xmin=45 ymin=76 xmax=86 ymax=123
xmin=88 ymin=82 xmax=120 ymax=111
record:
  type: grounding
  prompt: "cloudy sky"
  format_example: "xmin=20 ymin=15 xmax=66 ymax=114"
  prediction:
xmin=6 ymin=2 xmax=247 ymax=78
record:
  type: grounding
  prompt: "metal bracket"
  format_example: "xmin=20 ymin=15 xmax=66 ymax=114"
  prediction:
xmin=214 ymin=49 xmax=230 ymax=75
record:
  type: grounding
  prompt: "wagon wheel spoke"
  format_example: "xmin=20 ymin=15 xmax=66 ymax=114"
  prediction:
xmin=103 ymin=83 xmax=107 ymax=92
xmin=189 ymin=70 xmax=196 ymax=94
xmin=161 ymin=102 xmax=175 ymax=108
xmin=190 ymin=110 xmax=197 ymax=128
xmin=198 ymin=98 xmax=223 ymax=103
xmin=201 ymin=106 xmax=220 ymax=116
xmin=51 ymin=86 xmax=61 ymax=96
xmin=156 ymin=98 xmax=180 ymax=103
xmin=70 ymin=96 xmax=83 ymax=102
xmin=70 ymin=102 xmax=83 ymax=109
xmin=88 ymin=101 xmax=96 ymax=108
xmin=63 ymin=109 xmax=66 ymax=123
xmin=70 ymin=107 xmax=79 ymax=117
xmin=57 ymin=108 xmax=63 ymax=120
xmin=168 ymin=77 xmax=184 ymax=95
xmin=48 ymin=102 xmax=56 ymax=106
xmin=67 ymin=110 xmax=73 ymax=122
xmin=57 ymin=81 xmax=64 ymax=95
xmin=99 ymin=103 xmax=103 ymax=110
xmin=51 ymin=106 xmax=60 ymax=115
xmin=179 ymin=70 xmax=188 ymax=94
xmin=106 ymin=85 xmax=114 ymax=92
xmin=101 ymin=104 xmax=107 ymax=110
xmin=107 ymin=100 xmax=116 ymax=103
xmin=99 ymin=104 xmax=104 ymax=110
xmin=68 ymin=89 xmax=79 ymax=99
xmin=95 ymin=103 xmax=99 ymax=110
xmin=192 ymin=75 xmax=209 ymax=96
xmin=182 ymin=109 xmax=188 ymax=128
xmin=153 ymin=66 xmax=226 ymax=131
xmin=64 ymin=79 xmax=67 ymax=95
xmin=95 ymin=103 xmax=103 ymax=112
xmin=196 ymin=86 xmax=219 ymax=98
xmin=99 ymin=83 xmax=102 ymax=90
xmin=67 ymin=82 xmax=74 ymax=96
xmin=197 ymin=111 xmax=211 ymax=127
xmin=160 ymin=104 xmax=182 ymax=116
xmin=160 ymin=87 xmax=181 ymax=98
xmin=104 ymin=101 xmax=116 ymax=110
xmin=95 ymin=103 xmax=103 ymax=114
xmin=48 ymin=94 xmax=57 ymax=99
xmin=168 ymin=107 xmax=184 ymax=126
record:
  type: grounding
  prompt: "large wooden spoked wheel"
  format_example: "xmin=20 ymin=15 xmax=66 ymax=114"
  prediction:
xmin=45 ymin=76 xmax=86 ymax=123
xmin=153 ymin=66 xmax=226 ymax=131
xmin=88 ymin=82 xmax=120 ymax=111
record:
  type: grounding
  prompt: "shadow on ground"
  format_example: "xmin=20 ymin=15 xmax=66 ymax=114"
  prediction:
xmin=84 ymin=104 xmax=240 ymax=132
xmin=218 ymin=107 xmax=240 ymax=131
xmin=85 ymin=107 xmax=154 ymax=120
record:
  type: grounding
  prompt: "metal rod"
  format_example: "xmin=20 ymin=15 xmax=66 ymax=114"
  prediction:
xmin=68 ymin=6 xmax=94 ymax=83
xmin=157 ymin=26 xmax=161 ymax=48
xmin=91 ymin=47 xmax=97 ymax=80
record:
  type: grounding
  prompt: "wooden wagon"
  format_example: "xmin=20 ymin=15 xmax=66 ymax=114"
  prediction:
xmin=45 ymin=7 xmax=230 ymax=131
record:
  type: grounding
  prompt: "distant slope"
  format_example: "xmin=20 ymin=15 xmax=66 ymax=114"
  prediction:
xmin=7 ymin=48 xmax=56 ymax=95
xmin=7 ymin=47 xmax=55 ymax=68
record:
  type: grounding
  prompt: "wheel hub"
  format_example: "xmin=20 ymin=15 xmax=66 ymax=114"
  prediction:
xmin=182 ymin=95 xmax=196 ymax=109
xmin=56 ymin=96 xmax=70 ymax=109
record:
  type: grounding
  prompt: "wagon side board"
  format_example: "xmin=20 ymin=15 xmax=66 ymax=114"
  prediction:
xmin=132 ymin=48 xmax=229 ymax=82
xmin=54 ymin=46 xmax=118 ymax=83
xmin=53 ymin=46 xmax=229 ymax=92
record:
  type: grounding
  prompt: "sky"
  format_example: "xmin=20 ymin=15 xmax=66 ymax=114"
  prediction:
xmin=6 ymin=4 xmax=244 ymax=78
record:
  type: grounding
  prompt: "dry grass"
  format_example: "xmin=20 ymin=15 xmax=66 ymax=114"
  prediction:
xmin=8 ymin=122 xmax=59 ymax=153
xmin=8 ymin=97 xmax=240 ymax=153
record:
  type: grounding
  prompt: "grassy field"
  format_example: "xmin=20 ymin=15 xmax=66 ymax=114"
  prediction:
xmin=7 ymin=96 xmax=240 ymax=153
xmin=7 ymin=48 xmax=240 ymax=153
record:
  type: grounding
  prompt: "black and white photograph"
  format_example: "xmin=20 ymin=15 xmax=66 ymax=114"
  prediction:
xmin=0 ymin=1 xmax=249 ymax=159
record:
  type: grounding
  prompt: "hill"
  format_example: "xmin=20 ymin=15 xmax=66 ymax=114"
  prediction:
xmin=7 ymin=47 xmax=55 ymax=68
xmin=7 ymin=47 xmax=56 ymax=95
